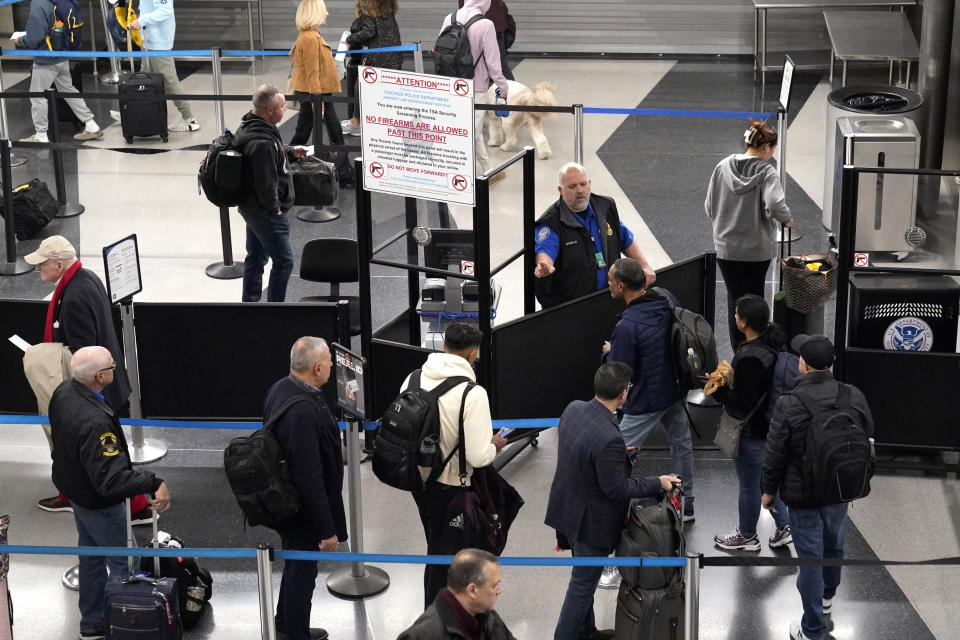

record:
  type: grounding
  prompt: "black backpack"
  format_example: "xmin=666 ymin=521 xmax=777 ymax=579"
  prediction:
xmin=794 ymin=385 xmax=874 ymax=504
xmin=651 ymin=287 xmax=718 ymax=392
xmin=198 ymin=129 xmax=245 ymax=207
xmin=433 ymin=13 xmax=486 ymax=78
xmin=223 ymin=395 xmax=308 ymax=528
xmin=140 ymin=532 xmax=213 ymax=630
xmin=372 ymin=370 xmax=472 ymax=492
xmin=615 ymin=493 xmax=685 ymax=590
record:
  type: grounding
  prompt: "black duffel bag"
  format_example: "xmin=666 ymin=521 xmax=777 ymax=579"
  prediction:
xmin=291 ymin=155 xmax=338 ymax=207
xmin=0 ymin=179 xmax=58 ymax=240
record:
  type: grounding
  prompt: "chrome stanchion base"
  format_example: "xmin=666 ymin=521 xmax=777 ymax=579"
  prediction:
xmin=326 ymin=563 xmax=389 ymax=599
xmin=598 ymin=566 xmax=621 ymax=590
xmin=99 ymin=72 xmax=120 ymax=85
xmin=62 ymin=564 xmax=80 ymax=591
xmin=129 ymin=437 xmax=168 ymax=464
xmin=0 ymin=258 xmax=32 ymax=275
xmin=9 ymin=154 xmax=26 ymax=168
xmin=297 ymin=206 xmax=341 ymax=223
xmin=57 ymin=202 xmax=85 ymax=219
xmin=687 ymin=388 xmax=719 ymax=407
xmin=205 ymin=261 xmax=244 ymax=279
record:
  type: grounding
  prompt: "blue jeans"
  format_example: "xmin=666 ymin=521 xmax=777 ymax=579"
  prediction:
xmin=619 ymin=399 xmax=695 ymax=503
xmin=554 ymin=540 xmax=612 ymax=640
xmin=275 ymin=528 xmax=321 ymax=640
xmin=242 ymin=213 xmax=294 ymax=302
xmin=71 ymin=501 xmax=131 ymax=635
xmin=789 ymin=503 xmax=848 ymax=640
xmin=735 ymin=436 xmax=789 ymax=536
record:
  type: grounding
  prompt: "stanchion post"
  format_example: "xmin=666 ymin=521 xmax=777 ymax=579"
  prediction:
xmin=0 ymin=139 xmax=32 ymax=276
xmin=297 ymin=93 xmax=341 ymax=223
xmin=96 ymin=0 xmax=121 ymax=83
xmin=255 ymin=544 xmax=277 ymax=640
xmin=413 ymin=41 xmax=424 ymax=74
xmin=122 ymin=301 xmax=166 ymax=464
xmin=205 ymin=47 xmax=243 ymax=280
xmin=0 ymin=52 xmax=27 ymax=168
xmin=45 ymin=89 xmax=85 ymax=218
xmin=573 ymin=104 xmax=584 ymax=165
xmin=683 ymin=552 xmax=700 ymax=640
xmin=326 ymin=417 xmax=390 ymax=598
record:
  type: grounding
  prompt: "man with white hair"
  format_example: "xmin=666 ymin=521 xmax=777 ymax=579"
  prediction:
xmin=24 ymin=235 xmax=140 ymax=517
xmin=264 ymin=337 xmax=346 ymax=640
xmin=533 ymin=162 xmax=656 ymax=309
xmin=49 ymin=346 xmax=172 ymax=640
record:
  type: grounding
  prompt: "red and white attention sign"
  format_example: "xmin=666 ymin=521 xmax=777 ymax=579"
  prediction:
xmin=359 ymin=67 xmax=475 ymax=206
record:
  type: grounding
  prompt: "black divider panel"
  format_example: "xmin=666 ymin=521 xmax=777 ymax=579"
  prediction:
xmin=843 ymin=348 xmax=960 ymax=449
xmin=491 ymin=255 xmax=710 ymax=419
xmin=0 ymin=300 xmax=50 ymax=414
xmin=370 ymin=338 xmax=431 ymax=419
xmin=135 ymin=302 xmax=343 ymax=419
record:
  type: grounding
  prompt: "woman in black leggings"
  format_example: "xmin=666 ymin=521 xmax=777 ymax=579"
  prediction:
xmin=705 ymin=119 xmax=793 ymax=349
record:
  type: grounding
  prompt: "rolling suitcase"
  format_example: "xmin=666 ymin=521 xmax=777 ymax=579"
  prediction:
xmin=614 ymin=488 xmax=686 ymax=640
xmin=103 ymin=499 xmax=182 ymax=639
xmin=119 ymin=72 xmax=168 ymax=143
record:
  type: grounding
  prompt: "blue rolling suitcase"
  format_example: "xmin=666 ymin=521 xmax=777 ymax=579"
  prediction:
xmin=104 ymin=575 xmax=182 ymax=639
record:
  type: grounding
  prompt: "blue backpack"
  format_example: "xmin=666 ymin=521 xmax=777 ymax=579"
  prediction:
xmin=47 ymin=0 xmax=85 ymax=52
xmin=765 ymin=350 xmax=801 ymax=422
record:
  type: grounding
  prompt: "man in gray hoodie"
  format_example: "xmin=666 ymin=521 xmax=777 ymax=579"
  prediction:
xmin=704 ymin=121 xmax=793 ymax=348
xmin=14 ymin=0 xmax=103 ymax=143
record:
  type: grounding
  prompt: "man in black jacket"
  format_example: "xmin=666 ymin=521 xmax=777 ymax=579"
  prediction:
xmin=533 ymin=163 xmax=656 ymax=308
xmin=762 ymin=334 xmax=874 ymax=640
xmin=398 ymin=548 xmax=516 ymax=640
xmin=237 ymin=84 xmax=307 ymax=303
xmin=49 ymin=346 xmax=171 ymax=640
xmin=266 ymin=337 xmax=346 ymax=640
xmin=25 ymin=235 xmax=139 ymax=516
xmin=546 ymin=362 xmax=678 ymax=640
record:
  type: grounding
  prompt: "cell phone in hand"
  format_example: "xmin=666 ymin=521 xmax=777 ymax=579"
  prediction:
xmin=500 ymin=427 xmax=515 ymax=438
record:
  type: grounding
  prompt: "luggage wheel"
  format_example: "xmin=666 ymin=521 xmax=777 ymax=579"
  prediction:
xmin=161 ymin=135 xmax=168 ymax=143
xmin=124 ymin=137 xmax=133 ymax=144
xmin=531 ymin=438 xmax=539 ymax=448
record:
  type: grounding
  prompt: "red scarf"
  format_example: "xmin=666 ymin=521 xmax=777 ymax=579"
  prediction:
xmin=44 ymin=260 xmax=82 ymax=342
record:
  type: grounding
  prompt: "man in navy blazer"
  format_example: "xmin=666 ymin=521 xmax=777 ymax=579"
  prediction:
xmin=545 ymin=362 xmax=679 ymax=640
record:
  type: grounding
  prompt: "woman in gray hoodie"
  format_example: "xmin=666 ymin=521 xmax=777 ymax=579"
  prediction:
xmin=705 ymin=120 xmax=793 ymax=349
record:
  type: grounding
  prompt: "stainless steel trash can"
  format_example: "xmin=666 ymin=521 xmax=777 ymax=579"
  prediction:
xmin=822 ymin=85 xmax=923 ymax=231
xmin=831 ymin=116 xmax=920 ymax=254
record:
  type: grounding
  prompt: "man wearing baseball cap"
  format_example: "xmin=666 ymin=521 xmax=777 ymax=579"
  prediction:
xmin=24 ymin=236 xmax=149 ymax=522
xmin=761 ymin=334 xmax=874 ymax=640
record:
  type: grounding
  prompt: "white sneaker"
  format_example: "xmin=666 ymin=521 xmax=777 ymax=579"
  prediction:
xmin=597 ymin=565 xmax=621 ymax=589
xmin=20 ymin=132 xmax=49 ymax=143
xmin=341 ymin=120 xmax=361 ymax=136
xmin=168 ymin=118 xmax=200 ymax=133
xmin=789 ymin=620 xmax=808 ymax=640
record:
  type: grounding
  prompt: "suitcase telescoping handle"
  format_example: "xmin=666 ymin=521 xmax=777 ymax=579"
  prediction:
xmin=125 ymin=496 xmax=160 ymax=578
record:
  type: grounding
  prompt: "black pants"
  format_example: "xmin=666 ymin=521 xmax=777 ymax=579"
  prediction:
xmin=345 ymin=65 xmax=360 ymax=120
xmin=290 ymin=94 xmax=345 ymax=147
xmin=275 ymin=527 xmax=321 ymax=640
xmin=717 ymin=258 xmax=770 ymax=349
xmin=412 ymin=482 xmax=462 ymax=608
xmin=496 ymin=32 xmax=514 ymax=81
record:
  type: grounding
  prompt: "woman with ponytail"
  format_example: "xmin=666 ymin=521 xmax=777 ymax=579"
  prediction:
xmin=705 ymin=119 xmax=794 ymax=349
xmin=710 ymin=294 xmax=792 ymax=551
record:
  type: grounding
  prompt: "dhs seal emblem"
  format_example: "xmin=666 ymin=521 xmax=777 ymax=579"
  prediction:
xmin=883 ymin=317 xmax=933 ymax=351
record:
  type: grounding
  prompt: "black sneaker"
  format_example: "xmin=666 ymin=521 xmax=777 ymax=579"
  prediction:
xmin=38 ymin=495 xmax=73 ymax=512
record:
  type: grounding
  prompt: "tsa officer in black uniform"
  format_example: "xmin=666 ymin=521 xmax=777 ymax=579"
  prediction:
xmin=533 ymin=162 xmax=657 ymax=309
